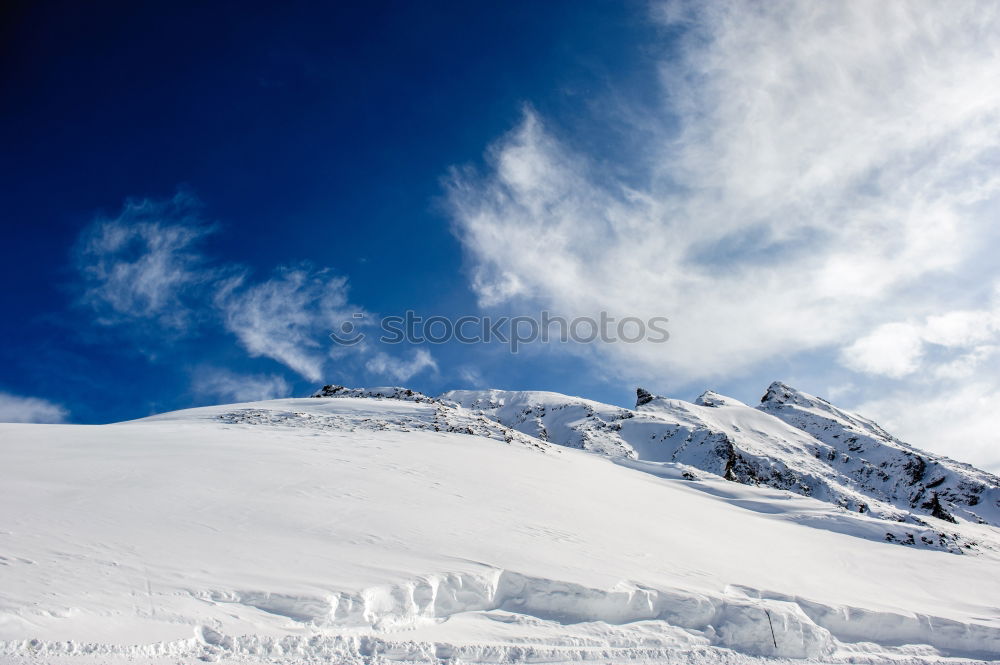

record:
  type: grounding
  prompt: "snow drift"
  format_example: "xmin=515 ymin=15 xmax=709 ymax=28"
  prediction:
xmin=1 ymin=383 xmax=999 ymax=664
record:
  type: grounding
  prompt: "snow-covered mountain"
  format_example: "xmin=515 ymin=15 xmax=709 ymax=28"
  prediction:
xmin=758 ymin=382 xmax=1000 ymax=526
xmin=2 ymin=383 xmax=1000 ymax=664
xmin=443 ymin=382 xmax=1000 ymax=542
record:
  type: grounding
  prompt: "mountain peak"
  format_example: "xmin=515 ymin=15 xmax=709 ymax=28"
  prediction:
xmin=312 ymin=385 xmax=436 ymax=402
xmin=635 ymin=387 xmax=656 ymax=408
xmin=311 ymin=381 xmax=1000 ymax=532
xmin=694 ymin=390 xmax=747 ymax=408
xmin=759 ymin=381 xmax=809 ymax=406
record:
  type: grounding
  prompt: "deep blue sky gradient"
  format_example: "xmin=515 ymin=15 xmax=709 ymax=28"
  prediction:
xmin=2 ymin=0 xmax=691 ymax=422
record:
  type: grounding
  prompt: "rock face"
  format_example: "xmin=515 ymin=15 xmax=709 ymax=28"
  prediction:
xmin=635 ymin=387 xmax=655 ymax=408
xmin=440 ymin=382 xmax=1000 ymax=538
xmin=757 ymin=381 xmax=999 ymax=526
xmin=311 ymin=385 xmax=437 ymax=403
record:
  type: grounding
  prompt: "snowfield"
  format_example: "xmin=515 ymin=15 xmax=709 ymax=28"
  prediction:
xmin=1 ymin=385 xmax=1000 ymax=664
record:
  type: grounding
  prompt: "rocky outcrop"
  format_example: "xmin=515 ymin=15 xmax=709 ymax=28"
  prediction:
xmin=311 ymin=385 xmax=436 ymax=403
xmin=635 ymin=387 xmax=655 ymax=408
xmin=758 ymin=381 xmax=999 ymax=527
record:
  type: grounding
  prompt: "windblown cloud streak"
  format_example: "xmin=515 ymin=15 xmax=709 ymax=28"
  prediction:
xmin=365 ymin=348 xmax=438 ymax=383
xmin=215 ymin=267 xmax=364 ymax=383
xmin=75 ymin=191 xmax=216 ymax=332
xmin=73 ymin=194 xmax=438 ymax=386
xmin=73 ymin=195 xmax=365 ymax=383
xmin=0 ymin=392 xmax=68 ymax=423
xmin=191 ymin=367 xmax=291 ymax=403
xmin=446 ymin=0 xmax=1000 ymax=468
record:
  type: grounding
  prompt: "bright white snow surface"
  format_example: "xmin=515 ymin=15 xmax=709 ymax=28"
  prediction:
xmin=1 ymin=393 xmax=1000 ymax=664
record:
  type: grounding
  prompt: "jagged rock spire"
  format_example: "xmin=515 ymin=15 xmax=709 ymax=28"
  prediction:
xmin=635 ymin=387 xmax=655 ymax=408
xmin=760 ymin=381 xmax=797 ymax=405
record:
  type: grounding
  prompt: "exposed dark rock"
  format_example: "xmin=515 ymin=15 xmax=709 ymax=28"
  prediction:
xmin=921 ymin=492 xmax=958 ymax=524
xmin=313 ymin=384 xmax=347 ymax=397
xmin=903 ymin=454 xmax=927 ymax=485
xmin=635 ymin=387 xmax=655 ymax=408
xmin=311 ymin=385 xmax=436 ymax=402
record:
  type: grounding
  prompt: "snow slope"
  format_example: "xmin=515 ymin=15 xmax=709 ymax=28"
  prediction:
xmin=758 ymin=382 xmax=1000 ymax=526
xmin=443 ymin=383 xmax=1000 ymax=547
xmin=1 ymin=390 xmax=1000 ymax=664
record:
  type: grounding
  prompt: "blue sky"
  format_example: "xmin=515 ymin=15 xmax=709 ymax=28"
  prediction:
xmin=3 ymin=1 xmax=1000 ymax=472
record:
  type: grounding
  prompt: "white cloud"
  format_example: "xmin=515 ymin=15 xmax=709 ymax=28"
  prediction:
xmin=443 ymin=1 xmax=1000 ymax=472
xmin=932 ymin=345 xmax=1000 ymax=381
xmin=840 ymin=289 xmax=1000 ymax=379
xmin=0 ymin=392 xmax=68 ymax=423
xmin=456 ymin=365 xmax=485 ymax=387
xmin=854 ymin=380 xmax=1000 ymax=474
xmin=215 ymin=266 xmax=366 ymax=382
xmin=74 ymin=193 xmax=370 ymax=383
xmin=446 ymin=1 xmax=1000 ymax=388
xmin=191 ymin=368 xmax=291 ymax=403
xmin=832 ymin=290 xmax=1000 ymax=471
xmin=922 ymin=309 xmax=1000 ymax=347
xmin=75 ymin=191 xmax=215 ymax=331
xmin=839 ymin=322 xmax=925 ymax=379
xmin=835 ymin=297 xmax=1000 ymax=472
xmin=366 ymin=348 xmax=438 ymax=383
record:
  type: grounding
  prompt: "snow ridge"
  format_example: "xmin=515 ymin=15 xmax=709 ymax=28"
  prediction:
xmin=3 ymin=390 xmax=1000 ymax=664
xmin=442 ymin=382 xmax=1000 ymax=550
xmin=311 ymin=385 xmax=437 ymax=402
xmin=758 ymin=381 xmax=1000 ymax=527
xmin=219 ymin=402 xmax=551 ymax=453
xmin=7 ymin=568 xmax=1000 ymax=662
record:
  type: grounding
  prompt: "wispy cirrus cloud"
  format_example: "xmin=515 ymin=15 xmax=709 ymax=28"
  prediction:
xmin=214 ymin=266 xmax=365 ymax=383
xmin=365 ymin=348 xmax=438 ymax=383
xmin=75 ymin=191 xmax=217 ymax=332
xmin=448 ymin=2 xmax=1000 ymax=382
xmin=191 ymin=367 xmax=291 ymax=403
xmin=455 ymin=364 xmax=485 ymax=388
xmin=73 ymin=193 xmax=368 ymax=383
xmin=445 ymin=0 xmax=1000 ymax=467
xmin=0 ymin=391 xmax=68 ymax=423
